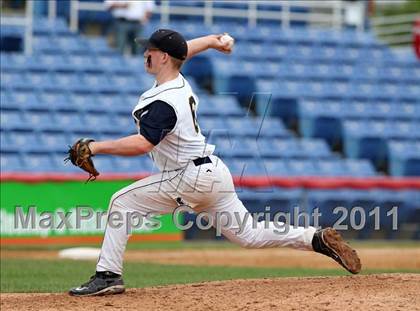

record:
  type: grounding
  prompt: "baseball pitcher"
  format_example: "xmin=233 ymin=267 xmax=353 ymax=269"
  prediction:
xmin=68 ymin=29 xmax=361 ymax=296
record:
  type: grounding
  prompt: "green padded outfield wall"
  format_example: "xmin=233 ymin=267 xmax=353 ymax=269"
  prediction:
xmin=0 ymin=181 xmax=180 ymax=237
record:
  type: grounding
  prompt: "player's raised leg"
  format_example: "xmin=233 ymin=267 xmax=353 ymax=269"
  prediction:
xmin=201 ymin=157 xmax=361 ymax=274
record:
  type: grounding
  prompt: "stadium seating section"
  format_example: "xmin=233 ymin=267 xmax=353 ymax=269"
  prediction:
xmin=1 ymin=10 xmax=419 ymax=238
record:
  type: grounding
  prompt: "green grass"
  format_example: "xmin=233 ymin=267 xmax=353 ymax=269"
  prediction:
xmin=1 ymin=258 xmax=419 ymax=293
xmin=2 ymin=240 xmax=419 ymax=292
xmin=2 ymin=239 xmax=420 ymax=252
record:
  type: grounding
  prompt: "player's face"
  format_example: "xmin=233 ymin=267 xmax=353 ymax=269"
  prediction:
xmin=143 ymin=48 xmax=167 ymax=75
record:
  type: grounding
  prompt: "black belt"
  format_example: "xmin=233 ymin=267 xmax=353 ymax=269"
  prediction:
xmin=116 ymin=18 xmax=138 ymax=23
xmin=193 ymin=156 xmax=212 ymax=166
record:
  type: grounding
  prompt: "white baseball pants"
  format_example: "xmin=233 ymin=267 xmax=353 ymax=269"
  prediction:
xmin=96 ymin=155 xmax=316 ymax=274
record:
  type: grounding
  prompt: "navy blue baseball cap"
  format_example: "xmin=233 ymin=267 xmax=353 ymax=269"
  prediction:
xmin=135 ymin=29 xmax=188 ymax=61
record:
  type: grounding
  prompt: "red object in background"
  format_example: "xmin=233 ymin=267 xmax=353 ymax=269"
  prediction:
xmin=414 ymin=18 xmax=420 ymax=59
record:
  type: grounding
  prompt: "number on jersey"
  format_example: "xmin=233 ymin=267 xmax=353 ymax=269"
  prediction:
xmin=189 ymin=96 xmax=200 ymax=134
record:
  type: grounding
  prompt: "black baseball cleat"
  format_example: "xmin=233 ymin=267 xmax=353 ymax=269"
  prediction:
xmin=69 ymin=271 xmax=125 ymax=297
xmin=312 ymin=228 xmax=362 ymax=274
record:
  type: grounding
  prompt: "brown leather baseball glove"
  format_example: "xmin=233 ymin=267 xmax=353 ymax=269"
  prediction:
xmin=65 ymin=138 xmax=99 ymax=182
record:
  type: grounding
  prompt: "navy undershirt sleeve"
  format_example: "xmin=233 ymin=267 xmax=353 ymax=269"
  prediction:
xmin=137 ymin=100 xmax=177 ymax=146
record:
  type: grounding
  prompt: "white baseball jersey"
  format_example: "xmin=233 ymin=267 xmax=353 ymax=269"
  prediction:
xmin=132 ymin=74 xmax=215 ymax=171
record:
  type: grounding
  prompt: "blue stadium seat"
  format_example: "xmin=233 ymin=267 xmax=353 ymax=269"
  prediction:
xmin=343 ymin=159 xmax=377 ymax=177
xmin=390 ymin=104 xmax=420 ymax=121
xmin=64 ymin=130 xmax=99 ymax=145
xmin=227 ymin=118 xmax=258 ymax=136
xmin=287 ymin=159 xmax=318 ymax=176
xmin=310 ymin=63 xmax=337 ymax=80
xmin=1 ymin=131 xmax=16 ymax=152
xmin=254 ymin=117 xmax=291 ymax=138
xmin=113 ymin=157 xmax=145 ymax=173
xmin=85 ymin=37 xmax=116 ymax=56
xmin=346 ymin=189 xmax=379 ymax=238
xmin=32 ymin=36 xmax=61 ymax=54
xmin=33 ymin=18 xmax=71 ymax=36
xmin=255 ymin=79 xmax=300 ymax=124
xmin=50 ymin=72 xmax=81 ymax=92
xmin=392 ymin=121 xmax=420 ymax=140
xmin=26 ymin=72 xmax=55 ymax=91
xmin=400 ymin=83 xmax=420 ymax=101
xmin=316 ymin=159 xmax=348 ymax=176
xmin=32 ymin=54 xmax=70 ymax=72
xmin=370 ymin=189 xmax=408 ymax=238
xmin=82 ymin=73 xmax=114 ymax=93
xmin=287 ymin=45 xmax=316 ymax=61
xmin=39 ymin=132 xmax=69 ymax=153
xmin=298 ymin=100 xmax=342 ymax=144
xmin=0 ymin=111 xmax=31 ymax=131
xmin=343 ymin=120 xmax=389 ymax=165
xmin=24 ymin=111 xmax=58 ymax=131
xmin=96 ymin=55 xmax=126 ymax=72
xmin=216 ymin=137 xmax=258 ymax=158
xmin=9 ymin=131 xmax=42 ymax=152
xmin=97 ymin=94 xmax=134 ymax=115
xmin=111 ymin=114 xmax=137 ymax=135
xmin=85 ymin=112 xmax=116 ymax=134
xmin=22 ymin=152 xmax=58 ymax=171
xmin=299 ymin=139 xmax=332 ymax=158
xmin=17 ymin=54 xmax=48 ymax=72
xmin=0 ymin=152 xmax=25 ymax=171
xmin=306 ymin=189 xmax=352 ymax=227
xmin=92 ymin=155 xmax=116 ymax=173
xmin=200 ymin=117 xmax=228 ymax=137
xmin=54 ymin=36 xmax=90 ymax=55
xmin=55 ymin=112 xmax=86 ymax=132
xmin=1 ymin=25 xmax=24 ymax=47
xmin=38 ymin=91 xmax=72 ymax=111
xmin=210 ymin=56 xmax=235 ymax=74
xmin=0 ymin=90 xmax=12 ymax=110
xmin=352 ymin=64 xmax=380 ymax=81
xmin=262 ymin=159 xmax=289 ymax=176
xmin=1 ymin=72 xmax=29 ymax=90
xmin=1 ymin=53 xmax=28 ymax=72
xmin=388 ymin=140 xmax=420 ymax=176
xmin=269 ymin=44 xmax=290 ymax=59
xmin=239 ymin=187 xmax=305 ymax=222
xmin=260 ymin=139 xmax=300 ymax=159
xmin=197 ymin=101 xmax=215 ymax=117
xmin=210 ymin=95 xmax=244 ymax=117
xmin=66 ymin=55 xmax=100 ymax=72
xmin=182 ymin=55 xmax=213 ymax=89
xmin=69 ymin=93 xmax=99 ymax=112
xmin=108 ymin=74 xmax=141 ymax=93
xmin=223 ymin=157 xmax=265 ymax=175
xmin=8 ymin=90 xmax=44 ymax=110
xmin=402 ymin=190 xmax=420 ymax=238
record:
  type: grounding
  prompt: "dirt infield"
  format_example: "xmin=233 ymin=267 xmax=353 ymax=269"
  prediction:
xmin=2 ymin=247 xmax=420 ymax=269
xmin=1 ymin=274 xmax=419 ymax=311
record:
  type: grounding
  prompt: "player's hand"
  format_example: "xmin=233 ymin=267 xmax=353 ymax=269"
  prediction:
xmin=209 ymin=34 xmax=233 ymax=54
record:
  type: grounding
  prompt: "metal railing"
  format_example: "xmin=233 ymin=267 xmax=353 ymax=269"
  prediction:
xmin=372 ymin=13 xmax=419 ymax=45
xmin=0 ymin=0 xmax=60 ymax=55
xmin=69 ymin=0 xmax=352 ymax=32
xmin=0 ymin=0 xmax=34 ymax=54
xmin=2 ymin=0 xmax=418 ymax=55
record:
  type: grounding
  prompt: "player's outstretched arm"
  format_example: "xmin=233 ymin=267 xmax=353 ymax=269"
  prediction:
xmin=89 ymin=134 xmax=154 ymax=156
xmin=187 ymin=34 xmax=232 ymax=59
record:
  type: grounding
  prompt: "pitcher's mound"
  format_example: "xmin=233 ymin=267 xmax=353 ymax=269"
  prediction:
xmin=1 ymin=274 xmax=419 ymax=311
